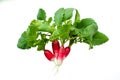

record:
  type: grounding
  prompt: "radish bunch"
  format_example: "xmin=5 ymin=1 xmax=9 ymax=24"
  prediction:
xmin=44 ymin=40 xmax=70 ymax=66
xmin=17 ymin=8 xmax=109 ymax=68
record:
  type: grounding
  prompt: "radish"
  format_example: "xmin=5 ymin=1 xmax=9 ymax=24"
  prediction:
xmin=52 ymin=40 xmax=60 ymax=57
xmin=44 ymin=50 xmax=55 ymax=61
xmin=64 ymin=46 xmax=70 ymax=57
xmin=56 ymin=46 xmax=65 ymax=66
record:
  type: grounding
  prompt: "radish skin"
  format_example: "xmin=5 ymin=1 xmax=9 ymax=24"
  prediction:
xmin=52 ymin=40 xmax=60 ymax=57
xmin=56 ymin=46 xmax=65 ymax=66
xmin=64 ymin=47 xmax=70 ymax=57
xmin=44 ymin=50 xmax=55 ymax=61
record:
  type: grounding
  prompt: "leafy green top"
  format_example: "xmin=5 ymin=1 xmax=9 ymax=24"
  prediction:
xmin=17 ymin=8 xmax=109 ymax=50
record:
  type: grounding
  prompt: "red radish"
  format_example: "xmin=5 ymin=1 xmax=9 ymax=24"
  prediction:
xmin=44 ymin=50 xmax=55 ymax=61
xmin=64 ymin=47 xmax=70 ymax=57
xmin=52 ymin=40 xmax=60 ymax=57
xmin=56 ymin=46 xmax=65 ymax=66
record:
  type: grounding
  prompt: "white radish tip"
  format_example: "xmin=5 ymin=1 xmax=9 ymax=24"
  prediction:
xmin=56 ymin=59 xmax=63 ymax=66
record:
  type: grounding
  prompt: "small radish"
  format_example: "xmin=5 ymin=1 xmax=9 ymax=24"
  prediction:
xmin=56 ymin=46 xmax=65 ymax=66
xmin=64 ymin=46 xmax=70 ymax=57
xmin=52 ymin=40 xmax=60 ymax=57
xmin=44 ymin=50 xmax=55 ymax=61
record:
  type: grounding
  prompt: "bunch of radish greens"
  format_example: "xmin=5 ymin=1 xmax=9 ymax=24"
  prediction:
xmin=17 ymin=8 xmax=109 ymax=67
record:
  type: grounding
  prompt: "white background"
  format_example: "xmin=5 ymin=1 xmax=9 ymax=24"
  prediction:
xmin=0 ymin=0 xmax=120 ymax=80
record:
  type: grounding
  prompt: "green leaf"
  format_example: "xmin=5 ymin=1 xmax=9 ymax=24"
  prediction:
xmin=17 ymin=8 xmax=109 ymax=51
xmin=82 ymin=31 xmax=109 ymax=49
xmin=91 ymin=31 xmax=109 ymax=45
xmin=59 ymin=25 xmax=71 ymax=41
xmin=27 ymin=21 xmax=39 ymax=47
xmin=41 ymin=33 xmax=49 ymax=43
xmin=37 ymin=40 xmax=45 ymax=51
xmin=49 ymin=29 xmax=60 ymax=41
xmin=78 ymin=18 xmax=98 ymax=40
xmin=17 ymin=31 xmax=31 ymax=49
xmin=37 ymin=8 xmax=46 ymax=20
xmin=76 ymin=18 xmax=99 ymax=49
xmin=28 ymin=20 xmax=41 ymax=35
xmin=38 ymin=22 xmax=53 ymax=33
xmin=29 ymin=20 xmax=54 ymax=33
xmin=54 ymin=8 xmax=64 ymax=26
xmin=78 ymin=18 xmax=96 ymax=29
xmin=50 ymin=23 xmax=71 ymax=42
xmin=64 ymin=8 xmax=74 ymax=20
xmin=73 ymin=10 xmax=80 ymax=28
xmin=47 ymin=17 xmax=52 ymax=24
xmin=74 ymin=9 xmax=80 ymax=22
xmin=27 ymin=34 xmax=38 ymax=47
xmin=80 ymin=23 xmax=98 ymax=39
xmin=17 ymin=20 xmax=40 ymax=49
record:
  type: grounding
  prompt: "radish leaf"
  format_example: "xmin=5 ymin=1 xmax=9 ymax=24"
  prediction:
xmin=91 ymin=31 xmax=109 ymax=45
xmin=37 ymin=8 xmax=46 ymax=20
xmin=64 ymin=8 xmax=74 ymax=20
xmin=17 ymin=8 xmax=109 ymax=55
xmin=54 ymin=8 xmax=64 ymax=26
